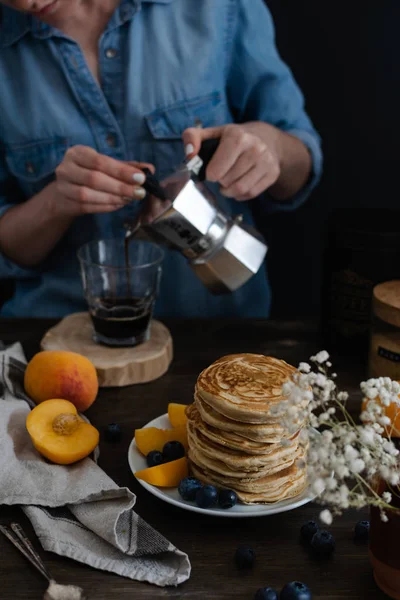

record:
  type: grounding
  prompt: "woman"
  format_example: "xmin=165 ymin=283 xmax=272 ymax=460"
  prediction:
xmin=0 ymin=0 xmax=322 ymax=318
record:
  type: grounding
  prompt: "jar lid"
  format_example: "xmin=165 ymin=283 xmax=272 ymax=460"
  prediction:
xmin=373 ymin=280 xmax=400 ymax=327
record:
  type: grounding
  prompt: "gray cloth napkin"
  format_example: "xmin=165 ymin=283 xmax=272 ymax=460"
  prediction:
xmin=0 ymin=342 xmax=190 ymax=587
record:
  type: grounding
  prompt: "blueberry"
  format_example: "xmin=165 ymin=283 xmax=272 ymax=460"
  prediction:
xmin=254 ymin=586 xmax=278 ymax=600
xmin=218 ymin=489 xmax=238 ymax=509
xmin=300 ymin=520 xmax=319 ymax=544
xmin=195 ymin=485 xmax=218 ymax=508
xmin=162 ymin=441 xmax=185 ymax=462
xmin=235 ymin=545 xmax=255 ymax=569
xmin=280 ymin=581 xmax=312 ymax=600
xmin=146 ymin=450 xmax=164 ymax=468
xmin=354 ymin=520 xmax=370 ymax=542
xmin=178 ymin=477 xmax=203 ymax=502
xmin=105 ymin=423 xmax=121 ymax=443
xmin=311 ymin=529 xmax=335 ymax=557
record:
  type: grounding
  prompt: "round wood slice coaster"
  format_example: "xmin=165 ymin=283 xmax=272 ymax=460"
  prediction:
xmin=40 ymin=312 xmax=173 ymax=387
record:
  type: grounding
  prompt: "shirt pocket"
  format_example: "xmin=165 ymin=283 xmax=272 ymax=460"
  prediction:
xmin=144 ymin=91 xmax=228 ymax=180
xmin=4 ymin=137 xmax=69 ymax=197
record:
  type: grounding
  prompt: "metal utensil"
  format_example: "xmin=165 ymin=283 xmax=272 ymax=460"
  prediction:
xmin=125 ymin=139 xmax=268 ymax=294
xmin=0 ymin=523 xmax=87 ymax=600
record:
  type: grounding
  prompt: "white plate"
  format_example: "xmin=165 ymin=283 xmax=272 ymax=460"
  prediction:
xmin=128 ymin=413 xmax=314 ymax=518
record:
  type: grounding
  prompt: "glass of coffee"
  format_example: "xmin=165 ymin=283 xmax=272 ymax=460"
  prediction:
xmin=78 ymin=239 xmax=164 ymax=347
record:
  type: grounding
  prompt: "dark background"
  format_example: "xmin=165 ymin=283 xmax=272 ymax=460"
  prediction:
xmin=264 ymin=0 xmax=400 ymax=317
xmin=1 ymin=1 xmax=399 ymax=315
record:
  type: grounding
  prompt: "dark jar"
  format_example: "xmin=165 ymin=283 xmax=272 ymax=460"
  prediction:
xmin=370 ymin=479 xmax=400 ymax=599
xmin=321 ymin=209 xmax=400 ymax=362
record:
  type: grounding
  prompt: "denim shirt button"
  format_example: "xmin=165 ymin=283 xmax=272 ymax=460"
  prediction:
xmin=106 ymin=133 xmax=117 ymax=147
xmin=25 ymin=161 xmax=35 ymax=174
xmin=105 ymin=48 xmax=117 ymax=59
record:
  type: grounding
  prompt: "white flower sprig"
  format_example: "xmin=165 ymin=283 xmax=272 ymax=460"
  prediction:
xmin=277 ymin=352 xmax=400 ymax=525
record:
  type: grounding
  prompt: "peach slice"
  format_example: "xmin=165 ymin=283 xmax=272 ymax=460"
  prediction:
xmin=135 ymin=457 xmax=188 ymax=487
xmin=168 ymin=403 xmax=188 ymax=428
xmin=135 ymin=425 xmax=188 ymax=456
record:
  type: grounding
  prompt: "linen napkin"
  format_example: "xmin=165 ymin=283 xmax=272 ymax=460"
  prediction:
xmin=0 ymin=342 xmax=190 ymax=587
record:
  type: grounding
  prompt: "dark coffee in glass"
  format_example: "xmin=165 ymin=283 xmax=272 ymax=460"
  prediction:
xmin=78 ymin=239 xmax=164 ymax=347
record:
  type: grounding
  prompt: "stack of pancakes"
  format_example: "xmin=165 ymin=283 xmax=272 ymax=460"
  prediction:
xmin=186 ymin=354 xmax=308 ymax=504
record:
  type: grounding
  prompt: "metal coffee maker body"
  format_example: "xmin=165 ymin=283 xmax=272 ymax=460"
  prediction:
xmin=126 ymin=140 xmax=268 ymax=294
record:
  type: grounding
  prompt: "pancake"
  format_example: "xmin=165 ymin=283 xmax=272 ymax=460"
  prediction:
xmin=187 ymin=440 xmax=305 ymax=480
xmin=195 ymin=393 xmax=303 ymax=443
xmin=196 ymin=354 xmax=298 ymax=424
xmin=186 ymin=403 xmax=299 ymax=455
xmin=186 ymin=353 xmax=309 ymax=506
xmin=187 ymin=419 xmax=300 ymax=471
xmin=189 ymin=460 xmax=308 ymax=504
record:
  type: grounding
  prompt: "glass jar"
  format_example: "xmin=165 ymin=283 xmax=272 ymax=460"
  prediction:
xmin=321 ymin=209 xmax=400 ymax=361
xmin=370 ymin=478 xmax=400 ymax=599
xmin=368 ymin=280 xmax=400 ymax=379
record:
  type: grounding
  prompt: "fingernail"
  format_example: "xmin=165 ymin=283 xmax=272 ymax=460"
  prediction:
xmin=185 ymin=143 xmax=194 ymax=156
xmin=133 ymin=187 xmax=146 ymax=199
xmin=133 ymin=173 xmax=145 ymax=184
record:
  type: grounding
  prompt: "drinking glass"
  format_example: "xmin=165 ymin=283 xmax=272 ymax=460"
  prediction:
xmin=78 ymin=239 xmax=164 ymax=347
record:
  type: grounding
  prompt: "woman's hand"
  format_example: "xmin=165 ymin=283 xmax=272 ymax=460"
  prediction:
xmin=54 ymin=145 xmax=154 ymax=216
xmin=182 ymin=123 xmax=281 ymax=201
xmin=0 ymin=146 xmax=156 ymax=269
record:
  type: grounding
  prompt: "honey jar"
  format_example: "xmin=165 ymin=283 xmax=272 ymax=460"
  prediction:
xmin=368 ymin=280 xmax=400 ymax=378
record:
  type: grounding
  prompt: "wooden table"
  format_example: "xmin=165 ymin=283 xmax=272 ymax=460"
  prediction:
xmin=0 ymin=319 xmax=387 ymax=600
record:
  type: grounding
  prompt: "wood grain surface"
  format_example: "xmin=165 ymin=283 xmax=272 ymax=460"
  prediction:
xmin=40 ymin=312 xmax=173 ymax=386
xmin=0 ymin=318 xmax=386 ymax=600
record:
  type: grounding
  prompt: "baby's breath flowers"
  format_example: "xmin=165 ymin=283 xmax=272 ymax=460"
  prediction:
xmin=276 ymin=351 xmax=400 ymax=524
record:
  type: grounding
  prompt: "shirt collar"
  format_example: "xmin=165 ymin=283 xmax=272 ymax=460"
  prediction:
xmin=0 ymin=4 xmax=65 ymax=47
xmin=0 ymin=1 xmax=174 ymax=48
xmin=0 ymin=7 xmax=30 ymax=47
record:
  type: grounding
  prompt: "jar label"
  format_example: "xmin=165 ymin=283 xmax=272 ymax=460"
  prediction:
xmin=329 ymin=268 xmax=374 ymax=336
xmin=368 ymin=332 xmax=400 ymax=379
xmin=378 ymin=346 xmax=400 ymax=363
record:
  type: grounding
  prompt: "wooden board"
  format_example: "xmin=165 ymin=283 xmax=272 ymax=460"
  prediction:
xmin=40 ymin=312 xmax=173 ymax=387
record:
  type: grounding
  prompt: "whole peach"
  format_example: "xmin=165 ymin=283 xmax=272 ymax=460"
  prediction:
xmin=24 ymin=351 xmax=98 ymax=412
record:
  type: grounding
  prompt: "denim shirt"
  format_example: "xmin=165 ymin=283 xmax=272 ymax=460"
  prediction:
xmin=0 ymin=0 xmax=322 ymax=318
